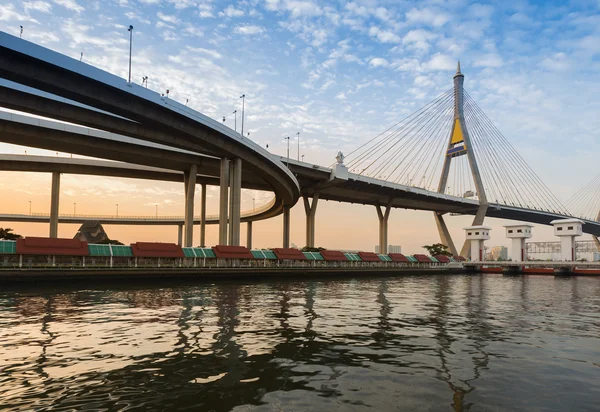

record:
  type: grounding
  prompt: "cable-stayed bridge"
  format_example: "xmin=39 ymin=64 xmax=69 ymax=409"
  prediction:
xmin=0 ymin=31 xmax=599 ymax=255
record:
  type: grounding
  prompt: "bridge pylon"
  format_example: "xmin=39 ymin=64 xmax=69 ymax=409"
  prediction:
xmin=435 ymin=62 xmax=488 ymax=257
xmin=595 ymin=210 xmax=600 ymax=252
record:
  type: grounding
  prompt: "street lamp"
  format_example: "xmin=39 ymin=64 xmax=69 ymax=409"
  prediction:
xmin=20 ymin=26 xmax=23 ymax=39
xmin=73 ymin=202 xmax=76 ymax=215
xmin=155 ymin=204 xmax=158 ymax=217
xmin=296 ymin=131 xmax=300 ymax=161
xmin=232 ymin=109 xmax=237 ymax=132
xmin=116 ymin=203 xmax=119 ymax=217
xmin=301 ymin=154 xmax=305 ymax=162
xmin=127 ymin=25 xmax=133 ymax=83
xmin=284 ymin=136 xmax=290 ymax=167
xmin=239 ymin=94 xmax=245 ymax=136
xmin=253 ymin=197 xmax=256 ymax=211
xmin=29 ymin=200 xmax=31 ymax=215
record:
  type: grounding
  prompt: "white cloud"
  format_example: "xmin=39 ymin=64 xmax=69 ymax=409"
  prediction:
xmin=52 ymin=0 xmax=83 ymax=12
xmin=424 ymin=53 xmax=455 ymax=71
xmin=23 ymin=1 xmax=52 ymax=13
xmin=219 ymin=5 xmax=244 ymax=18
xmin=234 ymin=25 xmax=265 ymax=35
xmin=405 ymin=7 xmax=450 ymax=27
xmin=540 ymin=52 xmax=571 ymax=72
xmin=369 ymin=26 xmax=401 ymax=43
xmin=402 ymin=29 xmax=436 ymax=51
xmin=187 ymin=46 xmax=222 ymax=59
xmin=474 ymin=53 xmax=503 ymax=68
xmin=0 ymin=4 xmax=39 ymax=22
xmin=335 ymin=92 xmax=346 ymax=100
xmin=369 ymin=57 xmax=389 ymax=68
xmin=157 ymin=12 xmax=179 ymax=24
xmin=168 ymin=0 xmax=197 ymax=9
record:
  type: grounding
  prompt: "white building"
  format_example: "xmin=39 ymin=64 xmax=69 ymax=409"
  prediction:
xmin=464 ymin=225 xmax=491 ymax=262
xmin=504 ymin=223 xmax=533 ymax=261
xmin=550 ymin=218 xmax=584 ymax=261
xmin=388 ymin=245 xmax=402 ymax=254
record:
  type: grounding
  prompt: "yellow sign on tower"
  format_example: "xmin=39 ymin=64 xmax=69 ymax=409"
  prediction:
xmin=450 ymin=119 xmax=464 ymax=144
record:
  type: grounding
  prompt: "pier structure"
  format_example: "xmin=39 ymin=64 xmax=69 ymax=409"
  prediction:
xmin=550 ymin=218 xmax=584 ymax=261
xmin=464 ymin=226 xmax=491 ymax=262
xmin=504 ymin=223 xmax=533 ymax=261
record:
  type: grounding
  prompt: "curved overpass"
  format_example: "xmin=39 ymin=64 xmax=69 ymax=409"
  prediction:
xmin=0 ymin=32 xmax=299 ymax=207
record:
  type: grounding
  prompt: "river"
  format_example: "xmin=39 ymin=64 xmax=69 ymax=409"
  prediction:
xmin=1 ymin=274 xmax=599 ymax=411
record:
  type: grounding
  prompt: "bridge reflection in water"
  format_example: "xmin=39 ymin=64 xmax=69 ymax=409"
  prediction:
xmin=1 ymin=275 xmax=599 ymax=411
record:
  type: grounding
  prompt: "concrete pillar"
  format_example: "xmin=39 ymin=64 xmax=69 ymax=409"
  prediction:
xmin=434 ymin=212 xmax=458 ymax=256
xmin=219 ymin=158 xmax=230 ymax=245
xmin=183 ymin=164 xmax=197 ymax=247
xmin=177 ymin=224 xmax=183 ymax=246
xmin=303 ymin=192 xmax=319 ymax=248
xmin=282 ymin=206 xmax=291 ymax=248
xmin=464 ymin=225 xmax=491 ymax=262
xmin=229 ymin=158 xmax=242 ymax=246
xmin=246 ymin=221 xmax=253 ymax=249
xmin=49 ymin=171 xmax=60 ymax=238
xmin=200 ymin=183 xmax=207 ymax=247
xmin=551 ymin=219 xmax=583 ymax=261
xmin=375 ymin=199 xmax=393 ymax=254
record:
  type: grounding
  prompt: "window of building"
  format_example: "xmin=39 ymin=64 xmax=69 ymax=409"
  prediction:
xmin=517 ymin=229 xmax=522 ymax=233
xmin=468 ymin=232 xmax=472 ymax=236
xmin=508 ymin=230 xmax=513 ymax=233
xmin=475 ymin=232 xmax=479 ymax=235
xmin=557 ymin=227 xmax=563 ymax=231
xmin=568 ymin=226 xmax=573 ymax=230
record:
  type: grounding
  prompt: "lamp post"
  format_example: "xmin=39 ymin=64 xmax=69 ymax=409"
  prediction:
xmin=284 ymin=136 xmax=290 ymax=167
xmin=296 ymin=131 xmax=300 ymax=161
xmin=253 ymin=197 xmax=256 ymax=211
xmin=29 ymin=200 xmax=31 ymax=215
xmin=302 ymin=154 xmax=305 ymax=162
xmin=127 ymin=25 xmax=133 ymax=83
xmin=116 ymin=203 xmax=119 ymax=217
xmin=239 ymin=94 xmax=245 ymax=136
xmin=232 ymin=109 xmax=237 ymax=132
xmin=155 ymin=204 xmax=158 ymax=218
xmin=20 ymin=26 xmax=23 ymax=38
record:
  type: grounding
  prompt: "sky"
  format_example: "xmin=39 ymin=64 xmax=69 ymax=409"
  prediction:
xmin=1 ymin=0 xmax=600 ymax=254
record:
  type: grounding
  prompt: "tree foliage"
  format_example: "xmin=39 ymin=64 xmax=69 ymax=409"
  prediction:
xmin=0 ymin=228 xmax=22 ymax=240
xmin=301 ymin=246 xmax=326 ymax=252
xmin=97 ymin=238 xmax=124 ymax=245
xmin=422 ymin=243 xmax=452 ymax=257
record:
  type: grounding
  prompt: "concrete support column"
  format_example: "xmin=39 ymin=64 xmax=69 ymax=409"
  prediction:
xmin=434 ymin=212 xmax=458 ymax=256
xmin=183 ymin=164 xmax=197 ymax=247
xmin=375 ymin=200 xmax=393 ymax=254
xmin=460 ymin=204 xmax=488 ymax=257
xmin=282 ymin=206 xmax=291 ymax=248
xmin=246 ymin=221 xmax=253 ymax=249
xmin=511 ymin=238 xmax=526 ymax=261
xmin=219 ymin=158 xmax=230 ymax=245
xmin=177 ymin=224 xmax=183 ymax=246
xmin=200 ymin=183 xmax=207 ymax=247
xmin=49 ymin=171 xmax=60 ymax=238
xmin=303 ymin=192 xmax=319 ymax=248
xmin=229 ymin=158 xmax=242 ymax=246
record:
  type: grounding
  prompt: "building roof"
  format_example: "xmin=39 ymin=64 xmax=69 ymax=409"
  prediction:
xmin=130 ymin=242 xmax=184 ymax=258
xmin=272 ymin=248 xmax=307 ymax=260
xmin=212 ymin=245 xmax=254 ymax=259
xmin=16 ymin=237 xmax=89 ymax=256
xmin=549 ymin=218 xmax=584 ymax=225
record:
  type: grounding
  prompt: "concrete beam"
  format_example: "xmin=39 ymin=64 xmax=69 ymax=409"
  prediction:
xmin=183 ymin=164 xmax=197 ymax=247
xmin=200 ymin=183 xmax=207 ymax=247
xmin=177 ymin=224 xmax=183 ymax=246
xmin=283 ymin=206 xmax=291 ymax=248
xmin=303 ymin=191 xmax=319 ymax=248
xmin=49 ymin=171 xmax=60 ymax=238
xmin=434 ymin=212 xmax=458 ymax=256
xmin=219 ymin=158 xmax=229 ymax=245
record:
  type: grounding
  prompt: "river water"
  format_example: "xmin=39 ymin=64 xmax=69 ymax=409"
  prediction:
xmin=1 ymin=274 xmax=599 ymax=411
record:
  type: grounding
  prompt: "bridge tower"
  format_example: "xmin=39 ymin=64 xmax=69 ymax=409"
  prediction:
xmin=435 ymin=63 xmax=488 ymax=257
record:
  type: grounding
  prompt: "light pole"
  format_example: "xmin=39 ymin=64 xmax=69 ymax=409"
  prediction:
xmin=127 ymin=25 xmax=133 ymax=83
xmin=296 ymin=132 xmax=300 ymax=161
xmin=116 ymin=203 xmax=119 ymax=217
xmin=239 ymin=94 xmax=245 ymax=136
xmin=20 ymin=26 xmax=23 ymax=39
xmin=73 ymin=203 xmax=76 ymax=215
xmin=302 ymin=154 xmax=305 ymax=162
xmin=232 ymin=109 xmax=237 ymax=132
xmin=284 ymin=136 xmax=290 ymax=167
xmin=253 ymin=197 xmax=256 ymax=211
xmin=29 ymin=200 xmax=31 ymax=215
xmin=155 ymin=204 xmax=158 ymax=218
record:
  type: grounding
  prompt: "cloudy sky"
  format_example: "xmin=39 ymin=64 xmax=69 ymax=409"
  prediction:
xmin=1 ymin=0 xmax=599 ymax=253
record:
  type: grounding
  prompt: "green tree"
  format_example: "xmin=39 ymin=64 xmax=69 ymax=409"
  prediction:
xmin=0 ymin=228 xmax=22 ymax=240
xmin=422 ymin=243 xmax=452 ymax=257
xmin=301 ymin=246 xmax=326 ymax=252
xmin=97 ymin=238 xmax=124 ymax=245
